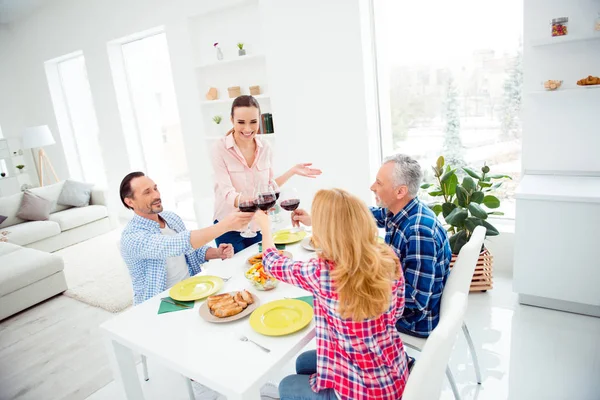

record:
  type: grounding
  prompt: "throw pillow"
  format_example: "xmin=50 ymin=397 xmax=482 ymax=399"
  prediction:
xmin=0 ymin=215 xmax=6 ymax=225
xmin=16 ymin=191 xmax=53 ymax=221
xmin=58 ymin=179 xmax=94 ymax=207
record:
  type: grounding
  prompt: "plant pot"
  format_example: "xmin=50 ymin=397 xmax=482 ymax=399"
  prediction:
xmin=238 ymin=49 xmax=246 ymax=56
xmin=227 ymin=86 xmax=241 ymax=98
xmin=449 ymin=247 xmax=493 ymax=292
xmin=0 ymin=172 xmax=5 ymax=177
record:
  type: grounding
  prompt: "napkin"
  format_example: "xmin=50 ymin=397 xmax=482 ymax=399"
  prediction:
xmin=158 ymin=297 xmax=195 ymax=314
xmin=293 ymin=296 xmax=314 ymax=308
xmin=258 ymin=242 xmax=286 ymax=252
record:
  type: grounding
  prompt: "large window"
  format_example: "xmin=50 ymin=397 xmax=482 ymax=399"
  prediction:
xmin=110 ymin=31 xmax=193 ymax=220
xmin=45 ymin=52 xmax=106 ymax=185
xmin=374 ymin=0 xmax=523 ymax=217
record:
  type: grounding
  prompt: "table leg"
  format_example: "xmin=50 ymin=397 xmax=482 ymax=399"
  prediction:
xmin=105 ymin=338 xmax=145 ymax=400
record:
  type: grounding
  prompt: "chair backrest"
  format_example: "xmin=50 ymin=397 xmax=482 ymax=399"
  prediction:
xmin=402 ymin=293 xmax=467 ymax=399
xmin=439 ymin=225 xmax=486 ymax=316
xmin=402 ymin=226 xmax=486 ymax=400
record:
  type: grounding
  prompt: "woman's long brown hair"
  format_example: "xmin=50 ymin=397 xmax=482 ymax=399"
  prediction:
xmin=311 ymin=189 xmax=401 ymax=321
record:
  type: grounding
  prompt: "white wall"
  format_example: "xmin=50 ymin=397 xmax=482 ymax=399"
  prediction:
xmin=0 ymin=0 xmax=379 ymax=222
xmin=0 ymin=0 xmax=245 ymax=219
xmin=260 ymin=0 xmax=380 ymax=208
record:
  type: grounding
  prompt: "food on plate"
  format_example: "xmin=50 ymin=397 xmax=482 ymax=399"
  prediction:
xmin=577 ymin=75 xmax=600 ymax=86
xmin=207 ymin=290 xmax=255 ymax=318
xmin=543 ymin=80 xmax=562 ymax=90
xmin=245 ymin=262 xmax=279 ymax=290
xmin=247 ymin=250 xmax=286 ymax=266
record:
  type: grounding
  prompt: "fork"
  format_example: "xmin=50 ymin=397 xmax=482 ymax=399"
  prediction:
xmin=239 ymin=335 xmax=270 ymax=353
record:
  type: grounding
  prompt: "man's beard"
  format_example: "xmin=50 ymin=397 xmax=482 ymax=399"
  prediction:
xmin=147 ymin=201 xmax=163 ymax=214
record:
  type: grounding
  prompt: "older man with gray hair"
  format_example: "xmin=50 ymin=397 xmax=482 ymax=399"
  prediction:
xmin=292 ymin=154 xmax=451 ymax=338
xmin=369 ymin=154 xmax=451 ymax=338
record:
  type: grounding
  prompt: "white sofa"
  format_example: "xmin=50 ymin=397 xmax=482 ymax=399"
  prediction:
xmin=0 ymin=242 xmax=66 ymax=320
xmin=0 ymin=181 xmax=112 ymax=252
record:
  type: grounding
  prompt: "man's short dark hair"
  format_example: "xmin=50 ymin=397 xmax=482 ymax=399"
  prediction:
xmin=120 ymin=171 xmax=145 ymax=210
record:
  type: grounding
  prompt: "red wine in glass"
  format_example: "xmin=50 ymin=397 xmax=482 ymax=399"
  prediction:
xmin=281 ymin=199 xmax=300 ymax=211
xmin=274 ymin=191 xmax=280 ymax=201
xmin=256 ymin=193 xmax=277 ymax=211
xmin=239 ymin=201 xmax=258 ymax=213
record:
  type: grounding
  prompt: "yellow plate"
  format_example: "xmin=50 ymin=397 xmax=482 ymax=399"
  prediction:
xmin=273 ymin=229 xmax=307 ymax=245
xmin=169 ymin=276 xmax=223 ymax=301
xmin=249 ymin=299 xmax=314 ymax=336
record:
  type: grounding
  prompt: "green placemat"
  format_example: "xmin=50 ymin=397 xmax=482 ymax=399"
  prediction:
xmin=294 ymin=296 xmax=314 ymax=308
xmin=158 ymin=297 xmax=195 ymax=314
xmin=258 ymin=242 xmax=286 ymax=252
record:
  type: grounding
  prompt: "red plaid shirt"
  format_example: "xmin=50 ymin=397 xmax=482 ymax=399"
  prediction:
xmin=263 ymin=248 xmax=409 ymax=400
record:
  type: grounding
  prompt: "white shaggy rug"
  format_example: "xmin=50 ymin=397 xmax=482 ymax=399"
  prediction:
xmin=55 ymin=229 xmax=133 ymax=313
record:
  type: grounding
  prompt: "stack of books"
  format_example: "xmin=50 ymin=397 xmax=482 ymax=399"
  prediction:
xmin=260 ymin=113 xmax=275 ymax=134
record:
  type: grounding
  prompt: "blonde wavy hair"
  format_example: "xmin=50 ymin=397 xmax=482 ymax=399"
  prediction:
xmin=311 ymin=188 xmax=401 ymax=321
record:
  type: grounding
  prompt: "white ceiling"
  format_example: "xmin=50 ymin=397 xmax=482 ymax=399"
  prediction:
xmin=0 ymin=0 xmax=50 ymax=24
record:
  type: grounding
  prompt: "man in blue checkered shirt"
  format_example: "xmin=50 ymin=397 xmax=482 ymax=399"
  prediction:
xmin=369 ymin=154 xmax=451 ymax=337
xmin=291 ymin=154 xmax=451 ymax=338
xmin=119 ymin=172 xmax=254 ymax=305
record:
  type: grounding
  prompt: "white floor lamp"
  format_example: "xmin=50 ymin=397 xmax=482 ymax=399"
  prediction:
xmin=22 ymin=125 xmax=58 ymax=186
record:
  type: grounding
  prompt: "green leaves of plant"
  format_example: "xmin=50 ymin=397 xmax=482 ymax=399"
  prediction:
xmin=481 ymin=220 xmax=499 ymax=236
xmin=456 ymin=186 xmax=468 ymax=207
xmin=463 ymin=167 xmax=481 ymax=180
xmin=430 ymin=204 xmax=443 ymax=216
xmin=471 ymin=191 xmax=484 ymax=204
xmin=440 ymin=169 xmax=456 ymax=184
xmin=445 ymin=207 xmax=468 ymax=226
xmin=436 ymin=156 xmax=445 ymax=170
xmin=442 ymin=203 xmax=457 ymax=218
xmin=483 ymin=195 xmax=501 ymax=209
xmin=449 ymin=230 xmax=468 ymax=254
xmin=468 ymin=203 xmax=488 ymax=219
xmin=462 ymin=177 xmax=476 ymax=193
xmin=488 ymin=174 xmax=512 ymax=180
xmin=421 ymin=183 xmax=433 ymax=189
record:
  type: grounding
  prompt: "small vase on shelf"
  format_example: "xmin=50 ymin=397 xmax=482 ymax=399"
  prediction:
xmin=214 ymin=42 xmax=223 ymax=61
xmin=237 ymin=42 xmax=246 ymax=56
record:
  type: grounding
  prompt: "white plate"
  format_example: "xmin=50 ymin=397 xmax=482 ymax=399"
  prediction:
xmin=301 ymin=236 xmax=320 ymax=252
xmin=199 ymin=291 xmax=260 ymax=323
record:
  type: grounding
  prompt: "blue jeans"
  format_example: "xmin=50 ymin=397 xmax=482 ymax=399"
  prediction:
xmin=214 ymin=220 xmax=262 ymax=253
xmin=279 ymin=351 xmax=337 ymax=400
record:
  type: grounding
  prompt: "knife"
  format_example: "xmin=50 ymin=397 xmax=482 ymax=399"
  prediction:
xmin=161 ymin=298 xmax=192 ymax=309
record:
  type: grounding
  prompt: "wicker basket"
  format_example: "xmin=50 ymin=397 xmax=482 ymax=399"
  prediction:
xmin=227 ymin=86 xmax=241 ymax=98
xmin=249 ymin=85 xmax=261 ymax=96
xmin=450 ymin=247 xmax=493 ymax=292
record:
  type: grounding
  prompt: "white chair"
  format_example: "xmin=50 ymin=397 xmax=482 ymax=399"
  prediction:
xmin=403 ymin=292 xmax=468 ymax=400
xmin=400 ymin=226 xmax=486 ymax=400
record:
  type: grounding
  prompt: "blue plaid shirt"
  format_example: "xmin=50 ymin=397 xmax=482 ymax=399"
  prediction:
xmin=120 ymin=211 xmax=209 ymax=305
xmin=371 ymin=198 xmax=451 ymax=337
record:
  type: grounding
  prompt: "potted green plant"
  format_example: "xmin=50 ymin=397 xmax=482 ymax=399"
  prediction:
xmin=212 ymin=115 xmax=222 ymax=124
xmin=237 ymin=42 xmax=246 ymax=56
xmin=15 ymin=165 xmax=25 ymax=174
xmin=422 ymin=156 xmax=512 ymax=291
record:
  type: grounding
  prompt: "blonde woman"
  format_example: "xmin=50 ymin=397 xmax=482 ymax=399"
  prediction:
xmin=254 ymin=189 xmax=409 ymax=400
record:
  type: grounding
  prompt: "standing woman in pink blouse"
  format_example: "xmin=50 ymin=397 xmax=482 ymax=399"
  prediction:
xmin=211 ymin=95 xmax=321 ymax=252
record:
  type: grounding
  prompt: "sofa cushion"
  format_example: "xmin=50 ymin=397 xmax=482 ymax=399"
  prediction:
xmin=0 ymin=215 xmax=6 ymax=225
xmin=58 ymin=179 xmax=94 ymax=207
xmin=0 ymin=242 xmax=22 ymax=256
xmin=16 ymin=190 xmax=53 ymax=221
xmin=31 ymin=181 xmax=72 ymax=213
xmin=0 ymin=192 xmax=25 ymax=228
xmin=0 ymin=246 xmax=64 ymax=296
xmin=49 ymin=205 xmax=108 ymax=231
xmin=4 ymin=220 xmax=61 ymax=246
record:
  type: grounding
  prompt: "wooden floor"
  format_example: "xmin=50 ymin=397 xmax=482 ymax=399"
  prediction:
xmin=0 ymin=295 xmax=116 ymax=400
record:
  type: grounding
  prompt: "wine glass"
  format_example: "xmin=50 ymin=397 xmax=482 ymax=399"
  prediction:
xmin=256 ymin=184 xmax=277 ymax=213
xmin=280 ymin=187 xmax=302 ymax=233
xmin=238 ymin=189 xmax=258 ymax=238
xmin=269 ymin=179 xmax=282 ymax=223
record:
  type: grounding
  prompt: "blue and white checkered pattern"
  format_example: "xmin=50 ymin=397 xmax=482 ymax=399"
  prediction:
xmin=120 ymin=211 xmax=209 ymax=305
xmin=371 ymin=198 xmax=451 ymax=337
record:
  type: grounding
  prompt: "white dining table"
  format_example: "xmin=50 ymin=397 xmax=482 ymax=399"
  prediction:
xmin=100 ymin=234 xmax=316 ymax=400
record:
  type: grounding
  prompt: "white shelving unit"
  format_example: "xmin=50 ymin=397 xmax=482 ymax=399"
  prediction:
xmin=531 ymin=33 xmax=600 ymax=47
xmin=187 ymin=1 xmax=275 ymax=142
xmin=195 ymin=53 xmax=265 ymax=70
xmin=528 ymin=85 xmax=600 ymax=94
